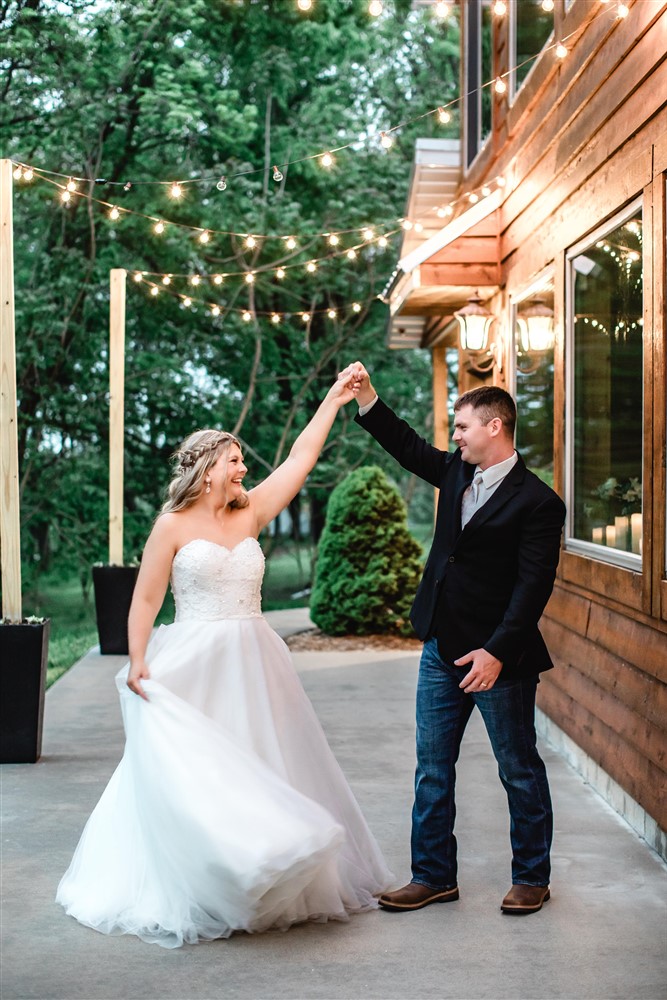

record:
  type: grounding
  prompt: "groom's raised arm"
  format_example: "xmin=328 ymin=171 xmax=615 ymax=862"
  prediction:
xmin=343 ymin=362 xmax=448 ymax=488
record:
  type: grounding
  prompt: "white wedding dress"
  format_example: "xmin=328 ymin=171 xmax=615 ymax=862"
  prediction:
xmin=56 ymin=538 xmax=392 ymax=948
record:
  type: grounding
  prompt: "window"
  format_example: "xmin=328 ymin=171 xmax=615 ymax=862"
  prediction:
xmin=566 ymin=203 xmax=643 ymax=569
xmin=465 ymin=0 xmax=493 ymax=168
xmin=511 ymin=277 xmax=555 ymax=487
xmin=510 ymin=0 xmax=553 ymax=99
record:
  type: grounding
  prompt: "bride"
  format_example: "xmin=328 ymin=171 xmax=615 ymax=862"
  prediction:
xmin=56 ymin=371 xmax=392 ymax=948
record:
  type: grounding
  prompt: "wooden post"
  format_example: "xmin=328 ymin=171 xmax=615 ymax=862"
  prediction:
xmin=109 ymin=269 xmax=126 ymax=565
xmin=0 ymin=159 xmax=21 ymax=620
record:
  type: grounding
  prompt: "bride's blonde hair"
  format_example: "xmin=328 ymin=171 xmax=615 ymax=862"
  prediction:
xmin=161 ymin=429 xmax=250 ymax=513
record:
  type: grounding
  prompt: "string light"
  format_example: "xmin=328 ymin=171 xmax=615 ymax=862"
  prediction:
xmin=150 ymin=285 xmax=159 ymax=296
xmin=368 ymin=0 xmax=383 ymax=15
xmin=23 ymin=168 xmax=33 ymax=181
xmin=481 ymin=185 xmax=491 ymax=197
xmin=352 ymin=302 xmax=362 ymax=313
xmin=306 ymin=261 xmax=317 ymax=273
xmin=190 ymin=275 xmax=201 ymax=286
xmin=617 ymin=2 xmax=629 ymax=16
xmin=272 ymin=165 xmax=284 ymax=182
xmin=468 ymin=192 xmax=479 ymax=204
xmin=276 ymin=267 xmax=286 ymax=279
xmin=378 ymin=236 xmax=388 ymax=248
xmin=133 ymin=272 xmax=143 ymax=282
xmin=154 ymin=220 xmax=165 ymax=234
xmin=271 ymin=313 xmax=281 ymax=324
xmin=434 ymin=1 xmax=449 ymax=18
xmin=541 ymin=0 xmax=554 ymax=11
xmin=301 ymin=312 xmax=311 ymax=323
xmin=169 ymin=183 xmax=182 ymax=199
xmin=297 ymin=0 xmax=312 ymax=9
xmin=320 ymin=152 xmax=334 ymax=169
xmin=492 ymin=0 xmax=507 ymax=15
xmin=401 ymin=220 xmax=413 ymax=230
xmin=362 ymin=228 xmax=374 ymax=241
xmin=198 ymin=230 xmax=210 ymax=244
xmin=327 ymin=233 xmax=340 ymax=246
xmin=346 ymin=249 xmax=357 ymax=260
xmin=285 ymin=236 xmax=297 ymax=249
xmin=556 ymin=42 xmax=568 ymax=59
xmin=494 ymin=77 xmax=507 ymax=94
xmin=242 ymin=310 xmax=253 ymax=322
xmin=245 ymin=235 xmax=257 ymax=249
xmin=13 ymin=165 xmax=23 ymax=180
xmin=379 ymin=131 xmax=394 ymax=149
xmin=437 ymin=107 xmax=452 ymax=125
xmin=216 ymin=176 xmax=227 ymax=191
xmin=162 ymin=275 xmax=171 ymax=285
xmin=213 ymin=274 xmax=224 ymax=285
xmin=108 ymin=206 xmax=120 ymax=220
xmin=183 ymin=297 xmax=192 ymax=307
xmin=327 ymin=308 xmax=337 ymax=319
xmin=66 ymin=178 xmax=76 ymax=192
xmin=245 ymin=272 xmax=255 ymax=284
xmin=60 ymin=190 xmax=71 ymax=204
xmin=211 ymin=305 xmax=221 ymax=317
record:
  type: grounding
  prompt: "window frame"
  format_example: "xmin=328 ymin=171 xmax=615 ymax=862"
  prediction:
xmin=564 ymin=197 xmax=644 ymax=573
xmin=508 ymin=0 xmax=555 ymax=104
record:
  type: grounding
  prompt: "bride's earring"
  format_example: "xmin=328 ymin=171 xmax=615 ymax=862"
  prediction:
xmin=205 ymin=476 xmax=212 ymax=494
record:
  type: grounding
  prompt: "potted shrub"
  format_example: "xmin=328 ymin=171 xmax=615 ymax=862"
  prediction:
xmin=92 ymin=563 xmax=139 ymax=655
xmin=0 ymin=615 xmax=50 ymax=763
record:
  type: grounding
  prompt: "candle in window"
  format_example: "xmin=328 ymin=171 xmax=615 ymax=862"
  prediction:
xmin=592 ymin=527 xmax=605 ymax=545
xmin=630 ymin=513 xmax=642 ymax=554
xmin=605 ymin=525 xmax=617 ymax=547
xmin=614 ymin=516 xmax=630 ymax=551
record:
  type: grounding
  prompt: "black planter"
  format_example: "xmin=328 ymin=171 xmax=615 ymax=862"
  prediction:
xmin=0 ymin=619 xmax=50 ymax=764
xmin=92 ymin=565 xmax=139 ymax=655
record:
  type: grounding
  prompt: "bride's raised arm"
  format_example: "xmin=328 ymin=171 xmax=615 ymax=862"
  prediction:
xmin=249 ymin=373 xmax=359 ymax=532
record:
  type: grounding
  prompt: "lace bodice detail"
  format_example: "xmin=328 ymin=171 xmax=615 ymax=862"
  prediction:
xmin=171 ymin=538 xmax=265 ymax=621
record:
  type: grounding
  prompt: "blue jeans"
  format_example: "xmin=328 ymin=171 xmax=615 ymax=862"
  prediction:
xmin=411 ymin=638 xmax=552 ymax=889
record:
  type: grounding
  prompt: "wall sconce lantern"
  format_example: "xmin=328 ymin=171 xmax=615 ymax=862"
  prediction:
xmin=454 ymin=292 xmax=502 ymax=374
xmin=516 ymin=298 xmax=555 ymax=353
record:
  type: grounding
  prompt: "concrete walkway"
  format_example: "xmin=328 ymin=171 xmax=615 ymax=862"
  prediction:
xmin=1 ymin=610 xmax=665 ymax=1000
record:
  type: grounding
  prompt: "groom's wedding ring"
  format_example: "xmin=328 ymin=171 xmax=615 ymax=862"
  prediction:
xmin=481 ymin=682 xmax=487 ymax=688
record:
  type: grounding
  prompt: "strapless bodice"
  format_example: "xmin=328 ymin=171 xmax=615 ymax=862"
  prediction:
xmin=170 ymin=537 xmax=265 ymax=621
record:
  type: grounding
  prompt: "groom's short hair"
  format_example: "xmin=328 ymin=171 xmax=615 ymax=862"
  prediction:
xmin=454 ymin=386 xmax=516 ymax=438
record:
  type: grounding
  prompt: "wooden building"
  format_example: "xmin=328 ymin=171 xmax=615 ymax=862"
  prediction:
xmin=384 ymin=0 xmax=666 ymax=856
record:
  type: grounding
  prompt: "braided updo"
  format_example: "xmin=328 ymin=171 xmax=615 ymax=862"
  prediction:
xmin=161 ymin=429 xmax=249 ymax=513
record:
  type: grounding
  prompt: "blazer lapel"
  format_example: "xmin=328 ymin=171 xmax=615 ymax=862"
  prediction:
xmin=462 ymin=457 xmax=527 ymax=533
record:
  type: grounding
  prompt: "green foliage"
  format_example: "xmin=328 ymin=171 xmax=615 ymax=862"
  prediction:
xmin=1 ymin=0 xmax=459 ymax=598
xmin=310 ymin=465 xmax=423 ymax=636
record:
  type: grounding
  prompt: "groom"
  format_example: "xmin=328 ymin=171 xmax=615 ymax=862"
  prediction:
xmin=344 ymin=363 xmax=565 ymax=915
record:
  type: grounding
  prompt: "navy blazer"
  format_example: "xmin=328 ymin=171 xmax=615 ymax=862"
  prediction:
xmin=356 ymin=399 xmax=566 ymax=679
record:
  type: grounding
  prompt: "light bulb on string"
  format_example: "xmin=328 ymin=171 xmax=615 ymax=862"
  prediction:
xmin=346 ymin=249 xmax=357 ymax=260
xmin=437 ymin=107 xmax=451 ymax=125
xmin=414 ymin=222 xmax=424 ymax=233
xmin=285 ymin=236 xmax=297 ymax=249
xmin=22 ymin=167 xmax=33 ymax=181
xmin=276 ymin=267 xmax=286 ymax=280
xmin=133 ymin=272 xmax=143 ymax=282
xmin=162 ymin=275 xmax=171 ymax=285
xmin=327 ymin=309 xmax=337 ymax=319
xmin=401 ymin=219 xmax=413 ymax=231
xmin=271 ymin=313 xmax=281 ymax=324
xmin=352 ymin=302 xmax=362 ymax=313
xmin=154 ymin=220 xmax=165 ymax=235
xmin=301 ymin=312 xmax=311 ymax=323
xmin=216 ymin=176 xmax=227 ymax=191
xmin=108 ymin=206 xmax=120 ymax=221
xmin=198 ymin=230 xmax=210 ymax=244
xmin=13 ymin=165 xmax=22 ymax=180
xmin=437 ymin=205 xmax=454 ymax=219
xmin=380 ymin=131 xmax=394 ymax=149
xmin=320 ymin=152 xmax=334 ymax=169
xmin=368 ymin=0 xmax=383 ymax=15
xmin=245 ymin=272 xmax=255 ymax=284
xmin=191 ymin=275 xmax=201 ymax=286
xmin=306 ymin=261 xmax=317 ymax=273
xmin=468 ymin=192 xmax=479 ymax=204
xmin=617 ymin=3 xmax=629 ymax=16
xmin=494 ymin=77 xmax=507 ymax=94
xmin=297 ymin=0 xmax=312 ymax=9
xmin=481 ymin=185 xmax=492 ymax=197
xmin=434 ymin=1 xmax=449 ymax=18
xmin=328 ymin=233 xmax=340 ymax=246
xmin=124 ymin=182 xmax=132 ymax=191
xmin=541 ymin=0 xmax=554 ymax=11
xmin=496 ymin=175 xmax=506 ymax=187
xmin=556 ymin=42 xmax=568 ymax=59
xmin=183 ymin=297 xmax=192 ymax=307
xmin=211 ymin=305 xmax=221 ymax=317
xmin=169 ymin=183 xmax=182 ymax=199
xmin=60 ymin=190 xmax=71 ymax=204
xmin=66 ymin=178 xmax=77 ymax=192
xmin=245 ymin=235 xmax=257 ymax=249
xmin=492 ymin=0 xmax=506 ymax=14
xmin=272 ymin=165 xmax=284 ymax=182
xmin=213 ymin=274 xmax=224 ymax=285
xmin=378 ymin=236 xmax=388 ymax=248
xmin=362 ymin=227 xmax=374 ymax=241
xmin=150 ymin=286 xmax=159 ymax=297
xmin=242 ymin=310 xmax=252 ymax=322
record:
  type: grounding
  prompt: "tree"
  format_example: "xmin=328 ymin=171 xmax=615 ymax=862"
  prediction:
xmin=1 ymin=0 xmax=460 ymax=587
xmin=310 ymin=465 xmax=423 ymax=636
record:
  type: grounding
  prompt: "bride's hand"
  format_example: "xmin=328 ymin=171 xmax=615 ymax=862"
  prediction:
xmin=127 ymin=660 xmax=151 ymax=701
xmin=325 ymin=370 xmax=361 ymax=407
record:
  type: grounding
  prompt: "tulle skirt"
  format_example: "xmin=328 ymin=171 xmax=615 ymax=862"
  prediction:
xmin=56 ymin=617 xmax=392 ymax=948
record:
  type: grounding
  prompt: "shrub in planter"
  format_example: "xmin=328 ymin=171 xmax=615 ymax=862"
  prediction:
xmin=310 ymin=465 xmax=423 ymax=636
xmin=0 ymin=616 xmax=50 ymax=763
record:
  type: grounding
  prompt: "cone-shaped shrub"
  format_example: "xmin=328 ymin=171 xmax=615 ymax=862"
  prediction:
xmin=310 ymin=465 xmax=424 ymax=636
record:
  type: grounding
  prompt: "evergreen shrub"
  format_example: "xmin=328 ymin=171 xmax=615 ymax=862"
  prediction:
xmin=310 ymin=466 xmax=424 ymax=636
